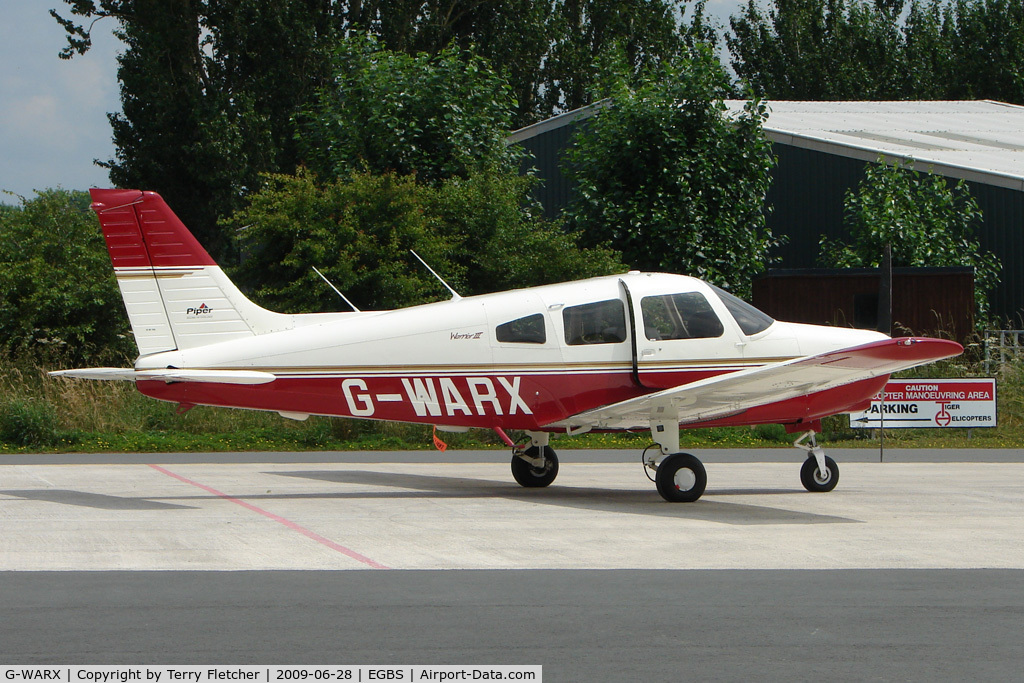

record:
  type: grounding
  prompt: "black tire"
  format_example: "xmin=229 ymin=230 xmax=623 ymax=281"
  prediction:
xmin=511 ymin=446 xmax=559 ymax=488
xmin=800 ymin=455 xmax=839 ymax=492
xmin=655 ymin=453 xmax=707 ymax=502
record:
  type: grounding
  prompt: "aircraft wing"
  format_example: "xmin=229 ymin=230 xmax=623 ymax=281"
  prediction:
xmin=49 ymin=368 xmax=277 ymax=385
xmin=551 ymin=337 xmax=962 ymax=431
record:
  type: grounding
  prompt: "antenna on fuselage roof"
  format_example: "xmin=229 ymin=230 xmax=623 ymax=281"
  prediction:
xmin=410 ymin=250 xmax=462 ymax=301
xmin=311 ymin=266 xmax=361 ymax=312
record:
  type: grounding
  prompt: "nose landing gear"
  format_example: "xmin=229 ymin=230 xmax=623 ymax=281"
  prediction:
xmin=794 ymin=430 xmax=839 ymax=492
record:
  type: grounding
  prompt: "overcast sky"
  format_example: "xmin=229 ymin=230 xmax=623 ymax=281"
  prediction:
xmin=0 ymin=1 xmax=740 ymax=202
xmin=1 ymin=2 xmax=121 ymax=200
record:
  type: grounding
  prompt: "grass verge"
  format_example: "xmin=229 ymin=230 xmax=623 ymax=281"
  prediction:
xmin=2 ymin=355 xmax=1020 ymax=453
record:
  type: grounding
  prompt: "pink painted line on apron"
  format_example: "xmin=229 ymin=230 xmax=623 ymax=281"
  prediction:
xmin=147 ymin=463 xmax=389 ymax=569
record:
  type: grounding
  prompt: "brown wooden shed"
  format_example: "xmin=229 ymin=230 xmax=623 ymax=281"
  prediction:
xmin=752 ymin=267 xmax=974 ymax=344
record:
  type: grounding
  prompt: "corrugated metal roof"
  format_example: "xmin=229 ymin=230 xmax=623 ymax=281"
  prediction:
xmin=510 ymin=100 xmax=1024 ymax=190
xmin=727 ymin=100 xmax=1024 ymax=190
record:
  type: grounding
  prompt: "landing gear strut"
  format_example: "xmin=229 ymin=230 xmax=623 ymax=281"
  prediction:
xmin=644 ymin=413 xmax=708 ymax=502
xmin=794 ymin=430 xmax=839 ymax=492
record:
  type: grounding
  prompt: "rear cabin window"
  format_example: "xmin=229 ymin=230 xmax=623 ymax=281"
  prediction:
xmin=641 ymin=292 xmax=724 ymax=340
xmin=709 ymin=284 xmax=775 ymax=336
xmin=496 ymin=313 xmax=546 ymax=344
xmin=563 ymin=300 xmax=627 ymax=345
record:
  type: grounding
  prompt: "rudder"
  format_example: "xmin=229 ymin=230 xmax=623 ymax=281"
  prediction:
xmin=90 ymin=189 xmax=291 ymax=356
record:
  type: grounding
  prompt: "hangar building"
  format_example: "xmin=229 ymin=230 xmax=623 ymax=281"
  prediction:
xmin=508 ymin=100 xmax=1024 ymax=324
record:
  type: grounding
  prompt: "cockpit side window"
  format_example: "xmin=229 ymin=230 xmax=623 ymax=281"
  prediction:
xmin=641 ymin=292 xmax=724 ymax=340
xmin=709 ymin=284 xmax=774 ymax=336
xmin=496 ymin=313 xmax=546 ymax=344
xmin=563 ymin=299 xmax=627 ymax=345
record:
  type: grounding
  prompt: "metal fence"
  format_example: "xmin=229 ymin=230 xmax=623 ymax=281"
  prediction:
xmin=984 ymin=330 xmax=1024 ymax=373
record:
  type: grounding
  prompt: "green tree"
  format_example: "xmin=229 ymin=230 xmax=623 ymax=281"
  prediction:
xmin=227 ymin=169 xmax=624 ymax=313
xmin=430 ymin=171 xmax=625 ymax=295
xmin=343 ymin=0 xmax=555 ymax=128
xmin=0 ymin=190 xmax=133 ymax=364
xmin=228 ymin=170 xmax=457 ymax=313
xmin=297 ymin=36 xmax=519 ymax=186
xmin=562 ymin=45 xmax=779 ymax=297
xmin=819 ymin=159 xmax=1001 ymax=321
xmin=941 ymin=0 xmax=1024 ymax=102
xmin=727 ymin=0 xmax=1024 ymax=103
xmin=727 ymin=0 xmax=906 ymax=100
xmin=52 ymin=0 xmax=346 ymax=259
xmin=540 ymin=0 xmax=715 ymax=116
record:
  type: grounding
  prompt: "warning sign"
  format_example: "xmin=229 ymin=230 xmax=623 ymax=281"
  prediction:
xmin=849 ymin=378 xmax=997 ymax=429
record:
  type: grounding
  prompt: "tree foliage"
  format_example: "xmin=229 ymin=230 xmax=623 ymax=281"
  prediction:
xmin=0 ymin=190 xmax=133 ymax=363
xmin=51 ymin=0 xmax=715 ymax=235
xmin=563 ymin=46 xmax=779 ymax=297
xmin=298 ymin=36 xmax=519 ymax=185
xmin=52 ymin=0 xmax=347 ymax=259
xmin=539 ymin=0 xmax=715 ymax=118
xmin=227 ymin=170 xmax=624 ymax=313
xmin=232 ymin=35 xmax=624 ymax=314
xmin=727 ymin=0 xmax=1024 ymax=102
xmin=727 ymin=0 xmax=904 ymax=99
xmin=819 ymin=160 xmax=1001 ymax=321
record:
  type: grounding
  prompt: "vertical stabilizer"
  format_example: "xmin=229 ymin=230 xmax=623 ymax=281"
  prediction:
xmin=89 ymin=189 xmax=292 ymax=356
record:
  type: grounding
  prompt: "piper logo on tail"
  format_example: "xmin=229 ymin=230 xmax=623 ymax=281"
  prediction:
xmin=186 ymin=303 xmax=212 ymax=317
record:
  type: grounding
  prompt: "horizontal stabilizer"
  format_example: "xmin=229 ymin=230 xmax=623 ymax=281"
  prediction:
xmin=50 ymin=368 xmax=277 ymax=385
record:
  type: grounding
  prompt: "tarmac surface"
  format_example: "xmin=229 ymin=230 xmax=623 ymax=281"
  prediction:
xmin=1 ymin=448 xmax=1023 ymax=679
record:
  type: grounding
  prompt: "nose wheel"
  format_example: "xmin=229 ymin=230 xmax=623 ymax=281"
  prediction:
xmin=794 ymin=430 xmax=839 ymax=492
xmin=800 ymin=453 xmax=839 ymax=492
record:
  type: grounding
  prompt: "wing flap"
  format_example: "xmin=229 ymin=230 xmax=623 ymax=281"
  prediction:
xmin=549 ymin=337 xmax=962 ymax=431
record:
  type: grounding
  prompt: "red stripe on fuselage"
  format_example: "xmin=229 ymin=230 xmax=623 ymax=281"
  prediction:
xmin=135 ymin=367 xmax=884 ymax=431
xmin=138 ymin=370 xmax=652 ymax=430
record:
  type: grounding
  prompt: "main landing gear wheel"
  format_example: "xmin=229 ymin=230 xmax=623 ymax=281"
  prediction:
xmin=800 ymin=454 xmax=839 ymax=492
xmin=655 ymin=453 xmax=707 ymax=502
xmin=511 ymin=445 xmax=559 ymax=488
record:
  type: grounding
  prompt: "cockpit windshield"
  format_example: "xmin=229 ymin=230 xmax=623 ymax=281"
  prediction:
xmin=641 ymin=292 xmax=724 ymax=340
xmin=709 ymin=285 xmax=774 ymax=336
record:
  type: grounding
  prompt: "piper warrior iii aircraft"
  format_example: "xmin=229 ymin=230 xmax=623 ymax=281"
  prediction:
xmin=53 ymin=189 xmax=963 ymax=502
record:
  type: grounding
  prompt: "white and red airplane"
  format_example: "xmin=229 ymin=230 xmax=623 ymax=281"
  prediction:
xmin=53 ymin=188 xmax=962 ymax=502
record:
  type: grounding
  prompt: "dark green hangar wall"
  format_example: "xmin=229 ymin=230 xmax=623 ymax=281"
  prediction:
xmin=767 ymin=143 xmax=1024 ymax=325
xmin=516 ymin=123 xmax=581 ymax=221
xmin=512 ymin=123 xmax=1024 ymax=324
xmin=967 ymin=179 xmax=1024 ymax=325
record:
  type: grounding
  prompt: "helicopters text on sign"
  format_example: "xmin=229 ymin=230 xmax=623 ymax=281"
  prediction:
xmin=849 ymin=378 xmax=996 ymax=429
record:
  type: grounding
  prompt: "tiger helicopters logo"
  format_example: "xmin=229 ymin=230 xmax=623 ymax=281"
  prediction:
xmin=186 ymin=303 xmax=213 ymax=317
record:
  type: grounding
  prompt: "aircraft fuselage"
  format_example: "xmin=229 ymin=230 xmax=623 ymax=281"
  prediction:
xmin=133 ymin=271 xmax=888 ymax=431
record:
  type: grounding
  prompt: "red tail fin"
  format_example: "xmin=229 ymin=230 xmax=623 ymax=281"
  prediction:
xmin=88 ymin=189 xmax=216 ymax=268
xmin=87 ymin=188 xmax=293 ymax=355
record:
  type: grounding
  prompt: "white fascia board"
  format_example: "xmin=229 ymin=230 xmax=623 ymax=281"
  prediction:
xmin=506 ymin=99 xmax=611 ymax=144
xmin=765 ymin=128 xmax=1024 ymax=191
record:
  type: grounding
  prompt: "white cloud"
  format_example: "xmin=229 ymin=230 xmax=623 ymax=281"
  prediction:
xmin=0 ymin=2 xmax=119 ymax=198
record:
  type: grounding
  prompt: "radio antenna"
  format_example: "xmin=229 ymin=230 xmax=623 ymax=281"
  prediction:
xmin=410 ymin=250 xmax=461 ymax=301
xmin=312 ymin=266 xmax=360 ymax=312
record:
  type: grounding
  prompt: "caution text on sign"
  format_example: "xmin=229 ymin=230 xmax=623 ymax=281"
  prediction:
xmin=849 ymin=378 xmax=996 ymax=429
